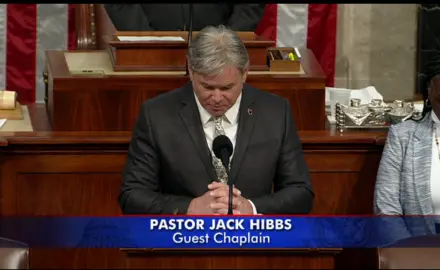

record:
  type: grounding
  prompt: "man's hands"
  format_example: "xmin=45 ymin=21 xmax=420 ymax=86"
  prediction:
xmin=209 ymin=182 xmax=254 ymax=215
xmin=187 ymin=181 xmax=254 ymax=215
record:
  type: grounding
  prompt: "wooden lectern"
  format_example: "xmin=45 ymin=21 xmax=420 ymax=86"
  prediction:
xmin=106 ymin=31 xmax=275 ymax=72
xmin=90 ymin=4 xmax=275 ymax=72
xmin=45 ymin=3 xmax=325 ymax=132
xmin=122 ymin=248 xmax=342 ymax=269
xmin=45 ymin=48 xmax=325 ymax=131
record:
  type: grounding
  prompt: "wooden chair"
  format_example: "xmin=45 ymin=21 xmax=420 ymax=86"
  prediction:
xmin=0 ymin=238 xmax=28 ymax=269
xmin=378 ymin=235 xmax=440 ymax=269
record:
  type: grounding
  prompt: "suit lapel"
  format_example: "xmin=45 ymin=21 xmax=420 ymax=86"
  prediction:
xmin=230 ymin=85 xmax=256 ymax=183
xmin=179 ymin=84 xmax=217 ymax=182
xmin=413 ymin=114 xmax=434 ymax=231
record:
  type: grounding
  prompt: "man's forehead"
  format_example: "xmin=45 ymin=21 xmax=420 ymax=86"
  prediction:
xmin=199 ymin=79 xmax=236 ymax=88
xmin=197 ymin=67 xmax=241 ymax=86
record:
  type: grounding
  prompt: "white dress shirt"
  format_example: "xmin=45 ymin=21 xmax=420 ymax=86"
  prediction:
xmin=194 ymin=93 xmax=258 ymax=214
xmin=430 ymin=112 xmax=440 ymax=221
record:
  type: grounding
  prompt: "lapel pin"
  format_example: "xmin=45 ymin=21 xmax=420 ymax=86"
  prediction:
xmin=247 ymin=108 xmax=252 ymax=116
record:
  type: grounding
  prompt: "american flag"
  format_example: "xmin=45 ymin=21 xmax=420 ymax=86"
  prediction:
xmin=256 ymin=4 xmax=337 ymax=86
xmin=0 ymin=4 xmax=335 ymax=103
xmin=0 ymin=4 xmax=75 ymax=103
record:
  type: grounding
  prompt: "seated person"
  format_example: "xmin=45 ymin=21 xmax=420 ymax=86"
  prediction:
xmin=104 ymin=4 xmax=266 ymax=32
xmin=374 ymin=55 xmax=440 ymax=244
xmin=119 ymin=25 xmax=314 ymax=215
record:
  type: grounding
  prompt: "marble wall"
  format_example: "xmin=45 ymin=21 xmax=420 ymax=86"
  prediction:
xmin=334 ymin=4 xmax=419 ymax=100
xmin=417 ymin=4 xmax=440 ymax=95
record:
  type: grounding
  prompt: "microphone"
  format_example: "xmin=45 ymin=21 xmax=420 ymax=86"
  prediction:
xmin=185 ymin=4 xmax=194 ymax=76
xmin=212 ymin=135 xmax=234 ymax=215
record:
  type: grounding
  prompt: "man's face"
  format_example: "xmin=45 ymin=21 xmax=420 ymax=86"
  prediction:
xmin=430 ymin=76 xmax=440 ymax=117
xmin=190 ymin=66 xmax=247 ymax=117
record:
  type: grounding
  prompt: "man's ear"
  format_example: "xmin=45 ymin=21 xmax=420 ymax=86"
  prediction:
xmin=242 ymin=65 xmax=249 ymax=83
xmin=187 ymin=56 xmax=193 ymax=81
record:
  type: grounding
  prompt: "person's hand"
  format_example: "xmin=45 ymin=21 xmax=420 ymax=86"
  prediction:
xmin=208 ymin=182 xmax=254 ymax=215
xmin=187 ymin=190 xmax=216 ymax=215
xmin=187 ymin=182 xmax=241 ymax=214
xmin=208 ymin=182 xmax=241 ymax=214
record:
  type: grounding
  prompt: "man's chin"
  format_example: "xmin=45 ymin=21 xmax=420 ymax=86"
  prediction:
xmin=209 ymin=108 xmax=225 ymax=116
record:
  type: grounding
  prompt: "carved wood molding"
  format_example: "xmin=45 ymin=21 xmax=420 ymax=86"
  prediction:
xmin=75 ymin=4 xmax=96 ymax=50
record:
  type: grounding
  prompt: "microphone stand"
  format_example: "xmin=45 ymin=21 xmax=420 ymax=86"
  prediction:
xmin=220 ymin=149 xmax=233 ymax=215
xmin=227 ymin=169 xmax=233 ymax=215
xmin=185 ymin=4 xmax=194 ymax=77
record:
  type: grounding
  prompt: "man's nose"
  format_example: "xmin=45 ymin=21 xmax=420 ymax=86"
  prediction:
xmin=212 ymin=90 xmax=223 ymax=103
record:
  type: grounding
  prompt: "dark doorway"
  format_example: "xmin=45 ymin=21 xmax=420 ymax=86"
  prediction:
xmin=417 ymin=4 xmax=440 ymax=93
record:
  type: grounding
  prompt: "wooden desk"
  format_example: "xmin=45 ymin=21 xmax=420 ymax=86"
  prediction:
xmin=45 ymin=49 xmax=325 ymax=132
xmin=123 ymin=249 xmax=342 ymax=269
xmin=0 ymin=105 xmax=383 ymax=269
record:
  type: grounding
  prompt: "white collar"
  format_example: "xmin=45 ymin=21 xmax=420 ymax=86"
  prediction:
xmin=432 ymin=111 xmax=440 ymax=127
xmin=194 ymin=93 xmax=242 ymax=125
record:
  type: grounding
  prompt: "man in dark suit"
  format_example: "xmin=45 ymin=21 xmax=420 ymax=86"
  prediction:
xmin=119 ymin=25 xmax=313 ymax=215
xmin=104 ymin=4 xmax=266 ymax=32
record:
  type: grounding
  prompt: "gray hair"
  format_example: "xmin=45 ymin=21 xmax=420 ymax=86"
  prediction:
xmin=188 ymin=25 xmax=249 ymax=76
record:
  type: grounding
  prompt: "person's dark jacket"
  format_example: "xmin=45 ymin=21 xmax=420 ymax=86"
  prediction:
xmin=119 ymin=83 xmax=313 ymax=215
xmin=104 ymin=4 xmax=266 ymax=32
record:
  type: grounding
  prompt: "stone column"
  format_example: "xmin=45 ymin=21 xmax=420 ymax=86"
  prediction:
xmin=334 ymin=4 xmax=418 ymax=100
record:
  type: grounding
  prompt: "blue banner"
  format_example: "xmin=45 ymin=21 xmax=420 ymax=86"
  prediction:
xmin=0 ymin=216 xmax=436 ymax=248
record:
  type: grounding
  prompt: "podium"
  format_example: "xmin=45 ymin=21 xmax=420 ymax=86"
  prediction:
xmin=106 ymin=31 xmax=275 ymax=72
xmin=45 ymin=48 xmax=325 ymax=131
xmin=122 ymin=248 xmax=342 ymax=269
xmin=45 ymin=3 xmax=326 ymax=132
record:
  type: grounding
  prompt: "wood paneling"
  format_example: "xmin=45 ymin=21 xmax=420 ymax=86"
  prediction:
xmin=0 ymin=105 xmax=385 ymax=268
xmin=45 ymin=49 xmax=326 ymax=131
xmin=124 ymin=249 xmax=340 ymax=269
xmin=306 ymin=151 xmax=381 ymax=214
